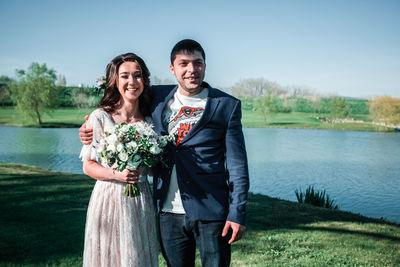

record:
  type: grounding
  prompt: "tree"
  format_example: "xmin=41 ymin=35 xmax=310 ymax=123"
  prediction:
xmin=368 ymin=96 xmax=400 ymax=125
xmin=11 ymin=62 xmax=59 ymax=124
xmin=0 ymin=75 xmax=13 ymax=106
xmin=277 ymin=97 xmax=292 ymax=113
xmin=311 ymin=97 xmax=323 ymax=115
xmin=287 ymin=85 xmax=314 ymax=97
xmin=329 ymin=97 xmax=348 ymax=119
xmin=254 ymin=95 xmax=279 ymax=125
xmin=294 ymin=98 xmax=313 ymax=112
xmin=230 ymin=78 xmax=286 ymax=97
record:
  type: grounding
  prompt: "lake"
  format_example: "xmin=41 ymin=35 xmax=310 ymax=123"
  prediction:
xmin=1 ymin=126 xmax=399 ymax=223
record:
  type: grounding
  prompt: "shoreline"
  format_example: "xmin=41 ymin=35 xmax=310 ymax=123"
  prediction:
xmin=0 ymin=122 xmax=398 ymax=132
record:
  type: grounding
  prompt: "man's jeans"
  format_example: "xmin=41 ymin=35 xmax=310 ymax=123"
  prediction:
xmin=159 ymin=212 xmax=231 ymax=267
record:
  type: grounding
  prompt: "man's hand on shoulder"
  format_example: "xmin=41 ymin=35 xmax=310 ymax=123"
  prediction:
xmin=79 ymin=115 xmax=93 ymax=145
xmin=222 ymin=220 xmax=246 ymax=244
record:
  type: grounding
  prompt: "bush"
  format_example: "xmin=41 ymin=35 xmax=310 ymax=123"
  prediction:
xmin=329 ymin=97 xmax=348 ymax=119
xmin=295 ymin=185 xmax=338 ymax=209
xmin=238 ymin=96 xmax=254 ymax=111
xmin=368 ymin=96 xmax=400 ymax=125
xmin=347 ymin=99 xmax=369 ymax=115
xmin=294 ymin=98 xmax=314 ymax=113
xmin=275 ymin=98 xmax=292 ymax=113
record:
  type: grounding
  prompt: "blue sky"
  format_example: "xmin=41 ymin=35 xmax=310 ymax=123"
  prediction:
xmin=1 ymin=0 xmax=399 ymax=98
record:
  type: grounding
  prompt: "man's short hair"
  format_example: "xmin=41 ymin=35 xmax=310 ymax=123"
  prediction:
xmin=170 ymin=39 xmax=206 ymax=65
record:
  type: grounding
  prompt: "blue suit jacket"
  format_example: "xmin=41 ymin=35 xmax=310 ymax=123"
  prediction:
xmin=151 ymin=83 xmax=249 ymax=225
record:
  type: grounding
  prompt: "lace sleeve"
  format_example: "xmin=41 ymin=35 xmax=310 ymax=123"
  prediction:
xmin=79 ymin=109 xmax=105 ymax=162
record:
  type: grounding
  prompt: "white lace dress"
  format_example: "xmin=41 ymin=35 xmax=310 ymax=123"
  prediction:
xmin=80 ymin=108 xmax=158 ymax=267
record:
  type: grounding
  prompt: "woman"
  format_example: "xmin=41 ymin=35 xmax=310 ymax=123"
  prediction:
xmin=79 ymin=53 xmax=158 ymax=266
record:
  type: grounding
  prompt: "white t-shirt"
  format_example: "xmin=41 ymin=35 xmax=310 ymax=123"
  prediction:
xmin=161 ymin=88 xmax=208 ymax=213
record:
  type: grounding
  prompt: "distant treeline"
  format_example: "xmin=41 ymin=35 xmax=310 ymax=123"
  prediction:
xmin=0 ymin=83 xmax=100 ymax=108
xmin=239 ymin=96 xmax=369 ymax=115
xmin=225 ymin=78 xmax=399 ymax=125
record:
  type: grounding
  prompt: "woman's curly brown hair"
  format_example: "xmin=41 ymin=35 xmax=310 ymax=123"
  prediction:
xmin=99 ymin=53 xmax=152 ymax=116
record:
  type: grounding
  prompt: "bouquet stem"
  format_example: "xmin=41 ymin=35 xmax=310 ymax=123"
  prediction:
xmin=124 ymin=183 xmax=140 ymax=198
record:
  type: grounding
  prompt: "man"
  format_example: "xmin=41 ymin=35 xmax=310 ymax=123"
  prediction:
xmin=80 ymin=39 xmax=249 ymax=267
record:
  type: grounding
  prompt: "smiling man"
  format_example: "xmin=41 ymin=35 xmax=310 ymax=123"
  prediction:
xmin=151 ymin=39 xmax=249 ymax=267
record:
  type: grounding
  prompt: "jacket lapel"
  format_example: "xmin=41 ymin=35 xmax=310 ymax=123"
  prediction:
xmin=179 ymin=88 xmax=220 ymax=145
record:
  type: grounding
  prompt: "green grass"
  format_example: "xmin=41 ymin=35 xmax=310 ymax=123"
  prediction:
xmin=1 ymin=162 xmax=399 ymax=266
xmin=242 ymin=110 xmax=395 ymax=132
xmin=0 ymin=107 xmax=94 ymax=127
xmin=0 ymin=107 xmax=396 ymax=132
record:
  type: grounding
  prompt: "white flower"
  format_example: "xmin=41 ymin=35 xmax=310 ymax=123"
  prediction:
xmin=104 ymin=157 xmax=113 ymax=167
xmin=150 ymin=137 xmax=158 ymax=145
xmin=134 ymin=121 xmax=154 ymax=136
xmin=107 ymin=143 xmax=116 ymax=153
xmin=121 ymin=124 xmax=130 ymax=133
xmin=126 ymin=141 xmax=138 ymax=153
xmin=116 ymin=142 xmax=125 ymax=152
xmin=106 ymin=133 xmax=118 ymax=144
xmin=150 ymin=145 xmax=161 ymax=154
xmin=119 ymin=152 xmax=129 ymax=162
xmin=117 ymin=130 xmax=125 ymax=138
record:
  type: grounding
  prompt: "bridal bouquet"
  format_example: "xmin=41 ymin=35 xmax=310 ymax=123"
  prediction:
xmin=98 ymin=121 xmax=173 ymax=197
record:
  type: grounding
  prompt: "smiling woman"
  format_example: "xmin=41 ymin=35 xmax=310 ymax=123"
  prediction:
xmin=99 ymin=53 xmax=152 ymax=117
xmin=79 ymin=52 xmax=159 ymax=267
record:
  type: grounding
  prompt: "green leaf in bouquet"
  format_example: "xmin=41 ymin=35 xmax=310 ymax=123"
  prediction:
xmin=124 ymin=184 xmax=129 ymax=196
xmin=116 ymin=161 xmax=126 ymax=172
xmin=143 ymin=157 xmax=156 ymax=168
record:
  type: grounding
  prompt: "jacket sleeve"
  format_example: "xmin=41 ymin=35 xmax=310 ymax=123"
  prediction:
xmin=225 ymin=100 xmax=250 ymax=225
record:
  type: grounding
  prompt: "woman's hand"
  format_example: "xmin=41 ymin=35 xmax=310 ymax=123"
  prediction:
xmin=112 ymin=169 xmax=140 ymax=184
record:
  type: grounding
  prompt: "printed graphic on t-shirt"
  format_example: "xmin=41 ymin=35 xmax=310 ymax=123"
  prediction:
xmin=169 ymin=106 xmax=204 ymax=146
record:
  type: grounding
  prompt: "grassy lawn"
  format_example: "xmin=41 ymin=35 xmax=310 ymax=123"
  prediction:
xmin=0 ymin=107 xmax=396 ymax=131
xmin=242 ymin=110 xmax=395 ymax=132
xmin=1 ymin=162 xmax=399 ymax=266
xmin=0 ymin=107 xmax=94 ymax=127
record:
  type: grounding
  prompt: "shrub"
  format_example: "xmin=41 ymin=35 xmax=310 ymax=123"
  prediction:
xmin=329 ymin=97 xmax=348 ymax=119
xmin=368 ymin=96 xmax=400 ymax=125
xmin=295 ymin=185 xmax=338 ymax=210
